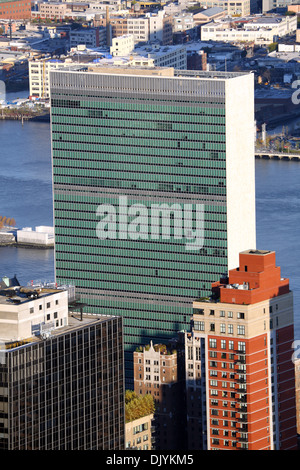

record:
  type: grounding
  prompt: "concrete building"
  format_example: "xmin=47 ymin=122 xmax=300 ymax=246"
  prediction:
xmin=190 ymin=249 xmax=297 ymax=450
xmin=29 ymin=57 xmax=88 ymax=98
xmin=110 ymin=33 xmax=134 ymax=56
xmin=191 ymin=0 xmax=252 ymax=16
xmin=69 ymin=26 xmax=106 ymax=48
xmin=0 ymin=276 xmax=125 ymax=450
xmin=263 ymin=0 xmax=296 ymax=12
xmin=193 ymin=7 xmax=226 ymax=25
xmin=201 ymin=14 xmax=297 ymax=45
xmin=50 ymin=65 xmax=256 ymax=388
xmin=31 ymin=2 xmax=69 ymax=20
xmin=104 ymin=11 xmax=173 ymax=45
xmin=16 ymin=226 xmax=54 ymax=247
xmin=0 ymin=0 xmax=31 ymax=20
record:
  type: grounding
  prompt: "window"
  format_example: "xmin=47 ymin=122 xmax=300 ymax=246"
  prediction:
xmin=46 ymin=302 xmax=51 ymax=308
xmin=221 ymin=339 xmax=226 ymax=349
xmin=209 ymin=338 xmax=217 ymax=348
xmin=30 ymin=307 xmax=34 ymax=314
xmin=220 ymin=324 xmax=226 ymax=334
xmin=237 ymin=312 xmax=244 ymax=319
xmin=237 ymin=325 xmax=245 ymax=335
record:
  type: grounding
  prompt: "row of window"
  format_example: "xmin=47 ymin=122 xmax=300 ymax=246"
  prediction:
xmin=196 ymin=322 xmax=246 ymax=335
xmin=29 ymin=298 xmax=59 ymax=313
xmin=209 ymin=339 xmax=246 ymax=351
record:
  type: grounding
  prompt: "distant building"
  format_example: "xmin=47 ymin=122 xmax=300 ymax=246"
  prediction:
xmin=193 ymin=7 xmax=226 ymax=25
xmin=16 ymin=226 xmax=54 ymax=247
xmin=201 ymin=14 xmax=297 ymax=45
xmin=0 ymin=277 xmax=125 ymax=450
xmin=0 ymin=0 xmax=32 ymax=20
xmin=95 ymin=10 xmax=173 ymax=45
xmin=263 ymin=0 xmax=296 ymax=12
xmin=192 ymin=0 xmax=251 ymax=16
xmin=69 ymin=26 xmax=106 ymax=48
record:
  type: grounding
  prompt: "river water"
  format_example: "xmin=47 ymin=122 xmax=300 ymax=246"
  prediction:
xmin=0 ymin=103 xmax=299 ymax=340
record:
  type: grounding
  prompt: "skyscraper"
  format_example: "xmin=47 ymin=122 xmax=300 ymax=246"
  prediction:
xmin=188 ymin=249 xmax=297 ymax=450
xmin=0 ymin=279 xmax=124 ymax=450
xmin=50 ymin=66 xmax=256 ymax=385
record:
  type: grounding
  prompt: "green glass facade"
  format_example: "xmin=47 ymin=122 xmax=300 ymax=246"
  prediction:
xmin=50 ymin=69 xmax=253 ymax=385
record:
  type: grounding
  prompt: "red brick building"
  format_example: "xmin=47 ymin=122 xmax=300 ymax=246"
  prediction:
xmin=191 ymin=249 xmax=297 ymax=450
xmin=0 ymin=0 xmax=32 ymax=19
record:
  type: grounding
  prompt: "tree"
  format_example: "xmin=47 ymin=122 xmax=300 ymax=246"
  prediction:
xmin=125 ymin=390 xmax=155 ymax=423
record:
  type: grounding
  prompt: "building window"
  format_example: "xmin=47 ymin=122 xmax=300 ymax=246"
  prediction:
xmin=209 ymin=338 xmax=217 ymax=348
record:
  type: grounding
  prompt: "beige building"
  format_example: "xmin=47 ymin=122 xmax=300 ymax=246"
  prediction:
xmin=196 ymin=0 xmax=251 ymax=16
xmin=0 ymin=278 xmax=70 ymax=342
xmin=31 ymin=2 xmax=69 ymax=20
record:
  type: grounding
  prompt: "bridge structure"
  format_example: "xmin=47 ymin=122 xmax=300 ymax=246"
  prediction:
xmin=255 ymin=152 xmax=300 ymax=161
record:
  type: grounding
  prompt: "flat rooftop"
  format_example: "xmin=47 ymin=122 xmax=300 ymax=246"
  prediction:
xmin=0 ymin=285 xmax=65 ymax=306
xmin=58 ymin=64 xmax=250 ymax=80
xmin=0 ymin=313 xmax=120 ymax=350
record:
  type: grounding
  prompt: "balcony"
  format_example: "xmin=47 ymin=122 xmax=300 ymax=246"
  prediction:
xmin=237 ymin=414 xmax=247 ymax=423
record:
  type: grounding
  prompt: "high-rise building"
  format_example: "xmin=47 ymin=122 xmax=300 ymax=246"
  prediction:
xmin=50 ymin=66 xmax=256 ymax=385
xmin=0 ymin=277 xmax=125 ymax=450
xmin=189 ymin=249 xmax=297 ymax=450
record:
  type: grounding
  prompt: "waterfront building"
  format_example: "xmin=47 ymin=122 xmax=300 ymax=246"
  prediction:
xmin=29 ymin=43 xmax=186 ymax=99
xmin=0 ymin=277 xmax=125 ymax=450
xmin=201 ymin=14 xmax=297 ymax=45
xmin=50 ymin=65 xmax=256 ymax=386
xmin=189 ymin=249 xmax=297 ymax=450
